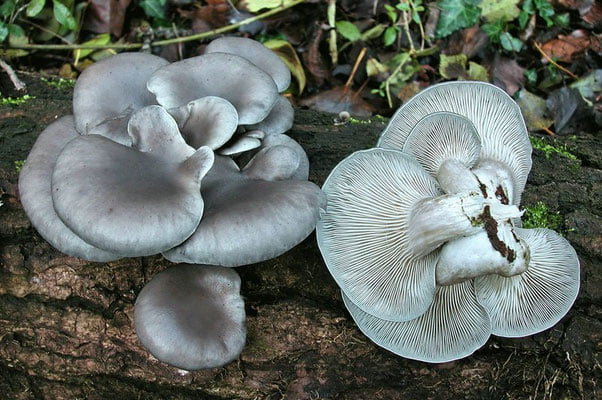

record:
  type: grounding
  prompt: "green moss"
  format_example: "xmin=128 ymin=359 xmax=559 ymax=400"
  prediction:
xmin=41 ymin=77 xmax=76 ymax=90
xmin=0 ymin=94 xmax=36 ymax=106
xmin=522 ymin=201 xmax=563 ymax=231
xmin=530 ymin=136 xmax=577 ymax=160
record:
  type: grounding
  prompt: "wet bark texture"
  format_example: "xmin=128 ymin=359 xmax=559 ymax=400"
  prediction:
xmin=0 ymin=74 xmax=601 ymax=399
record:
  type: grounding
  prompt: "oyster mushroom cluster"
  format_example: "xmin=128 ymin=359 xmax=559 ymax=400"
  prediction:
xmin=317 ymin=82 xmax=580 ymax=363
xmin=19 ymin=37 xmax=325 ymax=370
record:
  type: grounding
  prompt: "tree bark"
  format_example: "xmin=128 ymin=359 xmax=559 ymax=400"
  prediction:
xmin=0 ymin=74 xmax=600 ymax=399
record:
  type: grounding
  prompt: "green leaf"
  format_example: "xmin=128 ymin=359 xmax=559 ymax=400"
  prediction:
xmin=0 ymin=21 xmax=9 ymax=42
xmin=518 ymin=10 xmax=530 ymax=29
xmin=534 ymin=0 xmax=555 ymax=26
xmin=139 ymin=0 xmax=166 ymax=19
xmin=383 ymin=26 xmax=397 ymax=46
xmin=500 ymin=32 xmax=523 ymax=52
xmin=481 ymin=21 xmax=503 ymax=41
xmin=366 ymin=57 xmax=389 ymax=78
xmin=53 ymin=0 xmax=76 ymax=30
xmin=26 ymin=0 xmax=46 ymax=17
xmin=0 ymin=0 xmax=15 ymax=18
xmin=435 ymin=0 xmax=481 ymax=39
xmin=524 ymin=68 xmax=538 ymax=86
xmin=396 ymin=2 xmax=411 ymax=12
xmin=8 ymin=23 xmax=25 ymax=37
xmin=73 ymin=33 xmax=111 ymax=61
xmin=384 ymin=4 xmax=398 ymax=23
xmin=263 ymin=39 xmax=307 ymax=93
xmin=522 ymin=0 xmax=534 ymax=14
xmin=336 ymin=21 xmax=362 ymax=42
xmin=242 ymin=0 xmax=295 ymax=12
xmin=479 ymin=0 xmax=520 ymax=22
xmin=554 ymin=13 xmax=570 ymax=27
xmin=361 ymin=24 xmax=386 ymax=41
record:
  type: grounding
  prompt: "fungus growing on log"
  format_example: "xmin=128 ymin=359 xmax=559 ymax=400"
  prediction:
xmin=317 ymin=81 xmax=580 ymax=363
xmin=18 ymin=37 xmax=325 ymax=370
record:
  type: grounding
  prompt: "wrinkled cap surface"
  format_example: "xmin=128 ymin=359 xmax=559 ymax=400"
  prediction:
xmin=379 ymin=81 xmax=532 ymax=204
xmin=147 ymin=52 xmax=279 ymax=125
xmin=206 ymin=36 xmax=291 ymax=92
xmin=18 ymin=116 xmax=121 ymax=262
xmin=51 ymin=106 xmax=214 ymax=256
xmin=317 ymin=148 xmax=440 ymax=321
xmin=134 ymin=264 xmax=246 ymax=370
xmin=73 ymin=52 xmax=169 ymax=145
xmin=163 ymin=155 xmax=326 ymax=267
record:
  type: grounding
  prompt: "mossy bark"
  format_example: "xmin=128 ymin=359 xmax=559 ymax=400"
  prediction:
xmin=0 ymin=74 xmax=601 ymax=399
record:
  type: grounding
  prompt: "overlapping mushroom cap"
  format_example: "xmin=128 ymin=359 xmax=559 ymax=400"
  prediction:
xmin=317 ymin=81 xmax=580 ymax=363
xmin=19 ymin=37 xmax=325 ymax=370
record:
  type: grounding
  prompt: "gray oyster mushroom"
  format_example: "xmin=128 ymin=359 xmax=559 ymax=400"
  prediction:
xmin=317 ymin=81 xmax=580 ymax=363
xmin=134 ymin=264 xmax=246 ymax=370
xmin=19 ymin=37 xmax=325 ymax=371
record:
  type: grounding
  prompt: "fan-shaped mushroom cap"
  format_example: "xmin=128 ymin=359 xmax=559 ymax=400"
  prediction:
xmin=316 ymin=148 xmax=440 ymax=321
xmin=147 ymin=52 xmax=279 ymax=125
xmin=206 ymin=36 xmax=291 ymax=92
xmin=247 ymin=96 xmax=295 ymax=135
xmin=402 ymin=112 xmax=482 ymax=177
xmin=73 ymin=52 xmax=169 ymax=145
xmin=475 ymin=227 xmax=580 ymax=337
xmin=51 ymin=106 xmax=214 ymax=256
xmin=163 ymin=155 xmax=326 ymax=267
xmin=218 ymin=133 xmax=262 ymax=156
xmin=343 ymin=279 xmax=491 ymax=363
xmin=18 ymin=116 xmax=121 ymax=262
xmin=379 ymin=81 xmax=532 ymax=204
xmin=242 ymin=133 xmax=309 ymax=181
xmin=134 ymin=264 xmax=246 ymax=370
xmin=168 ymin=96 xmax=239 ymax=150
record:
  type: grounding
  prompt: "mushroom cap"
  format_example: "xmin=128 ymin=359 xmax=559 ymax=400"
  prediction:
xmin=316 ymin=148 xmax=440 ymax=321
xmin=206 ymin=36 xmax=291 ymax=92
xmin=242 ymin=133 xmax=309 ymax=181
xmin=51 ymin=106 xmax=214 ymax=256
xmin=343 ymin=279 xmax=491 ymax=363
xmin=18 ymin=116 xmax=121 ymax=262
xmin=402 ymin=111 xmax=482 ymax=177
xmin=163 ymin=155 xmax=326 ymax=267
xmin=246 ymin=96 xmax=295 ymax=135
xmin=134 ymin=264 xmax=246 ymax=370
xmin=379 ymin=81 xmax=532 ymax=204
xmin=73 ymin=52 xmax=169 ymax=145
xmin=147 ymin=52 xmax=279 ymax=125
xmin=475 ymin=227 xmax=580 ymax=337
xmin=168 ymin=96 xmax=239 ymax=150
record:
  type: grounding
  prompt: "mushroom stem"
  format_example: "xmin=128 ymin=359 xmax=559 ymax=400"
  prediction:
xmin=435 ymin=223 xmax=530 ymax=286
xmin=436 ymin=159 xmax=481 ymax=194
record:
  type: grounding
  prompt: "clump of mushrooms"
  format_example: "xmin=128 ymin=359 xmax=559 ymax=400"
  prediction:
xmin=317 ymin=81 xmax=580 ymax=363
xmin=19 ymin=37 xmax=325 ymax=369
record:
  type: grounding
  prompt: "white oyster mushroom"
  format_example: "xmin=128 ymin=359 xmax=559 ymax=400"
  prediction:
xmin=317 ymin=81 xmax=580 ymax=363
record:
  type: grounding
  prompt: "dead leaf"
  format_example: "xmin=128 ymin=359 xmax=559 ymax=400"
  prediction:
xmin=515 ymin=89 xmax=554 ymax=132
xmin=83 ymin=0 xmax=132 ymax=37
xmin=178 ymin=0 xmax=229 ymax=33
xmin=263 ymin=39 xmax=307 ymax=93
xmin=302 ymin=24 xmax=330 ymax=86
xmin=300 ymin=86 xmax=373 ymax=117
xmin=546 ymin=87 xmax=589 ymax=133
xmin=445 ymin=26 xmax=489 ymax=58
xmin=490 ymin=55 xmax=524 ymax=96
xmin=540 ymin=30 xmax=591 ymax=63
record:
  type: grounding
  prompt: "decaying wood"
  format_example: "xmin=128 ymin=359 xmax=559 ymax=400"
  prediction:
xmin=0 ymin=75 xmax=600 ymax=399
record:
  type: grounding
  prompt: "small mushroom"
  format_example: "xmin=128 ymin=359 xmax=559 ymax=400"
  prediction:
xmin=147 ymin=52 xmax=279 ymax=125
xmin=134 ymin=264 xmax=246 ymax=370
xmin=206 ymin=36 xmax=291 ymax=92
xmin=51 ymin=106 xmax=214 ymax=256
xmin=18 ymin=116 xmax=121 ymax=262
xmin=73 ymin=52 xmax=169 ymax=145
xmin=168 ymin=96 xmax=239 ymax=150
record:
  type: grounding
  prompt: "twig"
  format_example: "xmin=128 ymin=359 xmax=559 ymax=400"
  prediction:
xmin=8 ymin=0 xmax=305 ymax=51
xmin=533 ymin=41 xmax=579 ymax=80
xmin=343 ymin=47 xmax=367 ymax=95
xmin=0 ymin=59 xmax=26 ymax=92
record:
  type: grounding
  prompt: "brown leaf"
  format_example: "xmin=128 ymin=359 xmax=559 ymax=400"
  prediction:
xmin=300 ymin=86 xmax=373 ymax=117
xmin=302 ymin=24 xmax=330 ymax=86
xmin=490 ymin=55 xmax=525 ymax=96
xmin=83 ymin=0 xmax=132 ymax=38
xmin=445 ymin=26 xmax=489 ymax=58
xmin=540 ymin=30 xmax=591 ymax=63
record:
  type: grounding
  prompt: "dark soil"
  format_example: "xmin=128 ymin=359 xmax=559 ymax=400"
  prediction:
xmin=0 ymin=73 xmax=600 ymax=400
